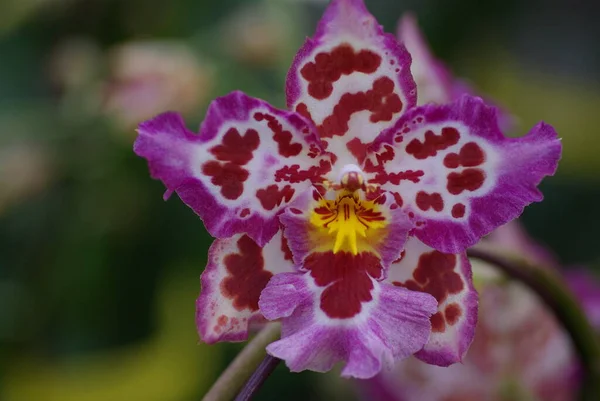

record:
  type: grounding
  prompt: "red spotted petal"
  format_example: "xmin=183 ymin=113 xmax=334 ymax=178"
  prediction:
xmin=286 ymin=0 xmax=416 ymax=168
xmin=366 ymin=95 xmax=561 ymax=253
xmin=135 ymin=91 xmax=334 ymax=246
xmin=196 ymin=231 xmax=294 ymax=343
xmin=385 ymin=236 xmax=478 ymax=366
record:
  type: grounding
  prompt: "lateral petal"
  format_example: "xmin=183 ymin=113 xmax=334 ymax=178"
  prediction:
xmin=135 ymin=91 xmax=333 ymax=246
xmin=385 ymin=236 xmax=478 ymax=366
xmin=196 ymin=231 xmax=294 ymax=343
xmin=366 ymin=95 xmax=561 ymax=253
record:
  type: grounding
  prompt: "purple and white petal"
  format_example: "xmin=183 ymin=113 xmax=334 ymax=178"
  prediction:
xmin=135 ymin=91 xmax=333 ymax=246
xmin=259 ymin=272 xmax=436 ymax=378
xmin=366 ymin=95 xmax=561 ymax=253
xmin=385 ymin=237 xmax=478 ymax=366
xmin=196 ymin=231 xmax=294 ymax=343
xmin=286 ymin=0 xmax=416 ymax=167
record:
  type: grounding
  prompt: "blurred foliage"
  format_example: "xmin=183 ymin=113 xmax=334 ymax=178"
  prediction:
xmin=0 ymin=0 xmax=599 ymax=400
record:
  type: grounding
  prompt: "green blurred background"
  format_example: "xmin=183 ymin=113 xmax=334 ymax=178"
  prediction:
xmin=1 ymin=0 xmax=599 ymax=400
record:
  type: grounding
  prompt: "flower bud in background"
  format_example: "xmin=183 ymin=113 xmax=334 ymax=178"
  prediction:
xmin=219 ymin=2 xmax=293 ymax=67
xmin=364 ymin=221 xmax=600 ymax=401
xmin=0 ymin=143 xmax=54 ymax=214
xmin=49 ymin=37 xmax=102 ymax=93
xmin=102 ymin=41 xmax=213 ymax=131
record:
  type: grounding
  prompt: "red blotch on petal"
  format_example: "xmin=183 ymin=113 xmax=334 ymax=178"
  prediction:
xmin=431 ymin=312 xmax=446 ymax=333
xmin=274 ymin=159 xmax=332 ymax=184
xmin=346 ymin=137 xmax=369 ymax=164
xmin=403 ymin=251 xmax=464 ymax=304
xmin=405 ymin=127 xmax=460 ymax=160
xmin=443 ymin=153 xmax=460 ymax=169
xmin=318 ymin=77 xmax=403 ymax=138
xmin=304 ymin=251 xmax=383 ymax=319
xmin=444 ymin=142 xmax=486 ymax=169
xmin=416 ymin=191 xmax=444 ymax=212
xmin=210 ymin=128 xmax=259 ymax=165
xmin=363 ymin=145 xmax=397 ymax=175
xmin=459 ymin=142 xmax=486 ymax=167
xmin=254 ymin=113 xmax=303 ymax=157
xmin=296 ymin=102 xmax=315 ymax=125
xmin=308 ymin=81 xmax=334 ymax=100
xmin=300 ymin=44 xmax=382 ymax=101
xmin=392 ymin=192 xmax=404 ymax=208
xmin=355 ymin=49 xmax=382 ymax=73
xmin=202 ymin=161 xmax=249 ymax=200
xmin=447 ymin=168 xmax=485 ymax=195
xmin=451 ymin=203 xmax=466 ymax=218
xmin=368 ymin=169 xmax=424 ymax=186
xmin=221 ymin=235 xmax=273 ymax=311
xmin=445 ymin=303 xmax=462 ymax=325
xmin=256 ymin=185 xmax=295 ymax=211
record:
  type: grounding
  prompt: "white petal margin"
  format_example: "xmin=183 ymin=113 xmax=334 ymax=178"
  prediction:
xmin=385 ymin=236 xmax=478 ymax=366
xmin=196 ymin=231 xmax=294 ymax=344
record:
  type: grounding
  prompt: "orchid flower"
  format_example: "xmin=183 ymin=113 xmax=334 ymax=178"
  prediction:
xmin=134 ymin=0 xmax=561 ymax=379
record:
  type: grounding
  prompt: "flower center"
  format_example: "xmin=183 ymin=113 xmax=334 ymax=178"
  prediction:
xmin=309 ymin=167 xmax=387 ymax=255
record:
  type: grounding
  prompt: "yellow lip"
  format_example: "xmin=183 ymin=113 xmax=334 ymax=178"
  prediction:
xmin=309 ymin=190 xmax=387 ymax=255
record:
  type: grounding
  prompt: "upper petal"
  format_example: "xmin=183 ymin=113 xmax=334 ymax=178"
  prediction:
xmin=286 ymin=0 xmax=416 ymax=167
xmin=135 ymin=91 xmax=333 ymax=246
xmin=366 ymin=95 xmax=561 ymax=253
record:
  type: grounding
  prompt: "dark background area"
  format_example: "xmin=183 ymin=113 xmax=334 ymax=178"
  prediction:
xmin=0 ymin=0 xmax=598 ymax=399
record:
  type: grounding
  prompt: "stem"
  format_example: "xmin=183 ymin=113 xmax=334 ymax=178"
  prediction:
xmin=234 ymin=354 xmax=281 ymax=401
xmin=467 ymin=246 xmax=600 ymax=401
xmin=202 ymin=323 xmax=280 ymax=401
